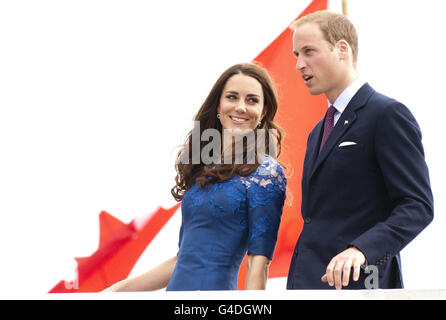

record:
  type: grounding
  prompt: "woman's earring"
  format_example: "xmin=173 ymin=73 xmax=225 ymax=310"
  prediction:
xmin=257 ymin=121 xmax=262 ymax=128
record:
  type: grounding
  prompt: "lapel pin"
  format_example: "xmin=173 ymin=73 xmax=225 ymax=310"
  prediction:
xmin=344 ymin=120 xmax=349 ymax=125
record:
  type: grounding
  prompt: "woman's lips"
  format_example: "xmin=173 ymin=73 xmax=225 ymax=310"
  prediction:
xmin=229 ymin=115 xmax=249 ymax=124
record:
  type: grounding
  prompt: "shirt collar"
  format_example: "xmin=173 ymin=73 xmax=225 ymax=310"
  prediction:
xmin=328 ymin=77 xmax=366 ymax=113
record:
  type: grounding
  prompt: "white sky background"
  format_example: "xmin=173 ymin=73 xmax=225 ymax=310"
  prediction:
xmin=0 ymin=0 xmax=445 ymax=295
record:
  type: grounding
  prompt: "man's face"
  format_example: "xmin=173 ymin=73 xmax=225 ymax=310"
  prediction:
xmin=292 ymin=23 xmax=344 ymax=101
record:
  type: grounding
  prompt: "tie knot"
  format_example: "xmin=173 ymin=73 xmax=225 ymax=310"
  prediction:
xmin=319 ymin=105 xmax=337 ymax=152
xmin=327 ymin=105 xmax=337 ymax=119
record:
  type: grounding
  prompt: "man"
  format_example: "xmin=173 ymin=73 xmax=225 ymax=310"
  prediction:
xmin=286 ymin=10 xmax=433 ymax=290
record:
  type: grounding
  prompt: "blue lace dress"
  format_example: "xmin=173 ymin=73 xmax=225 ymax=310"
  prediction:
xmin=166 ymin=155 xmax=287 ymax=291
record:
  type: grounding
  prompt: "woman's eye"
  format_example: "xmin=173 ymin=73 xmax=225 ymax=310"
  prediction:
xmin=248 ymin=98 xmax=259 ymax=104
xmin=226 ymin=95 xmax=237 ymax=100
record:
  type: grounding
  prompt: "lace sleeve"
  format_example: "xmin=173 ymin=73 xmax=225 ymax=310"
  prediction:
xmin=242 ymin=156 xmax=287 ymax=260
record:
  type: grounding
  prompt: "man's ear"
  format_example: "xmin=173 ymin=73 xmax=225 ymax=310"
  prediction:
xmin=336 ymin=39 xmax=351 ymax=61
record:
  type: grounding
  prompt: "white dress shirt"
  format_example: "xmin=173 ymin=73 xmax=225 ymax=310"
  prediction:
xmin=329 ymin=77 xmax=366 ymax=125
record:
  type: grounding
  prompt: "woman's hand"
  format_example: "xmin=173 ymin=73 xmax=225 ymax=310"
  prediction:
xmin=102 ymin=256 xmax=177 ymax=292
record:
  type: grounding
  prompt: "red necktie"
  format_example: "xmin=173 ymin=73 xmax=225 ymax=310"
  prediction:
xmin=319 ymin=105 xmax=337 ymax=152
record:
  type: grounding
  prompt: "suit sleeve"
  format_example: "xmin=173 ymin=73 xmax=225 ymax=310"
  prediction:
xmin=350 ymin=102 xmax=434 ymax=266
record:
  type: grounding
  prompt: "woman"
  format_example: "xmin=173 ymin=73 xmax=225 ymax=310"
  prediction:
xmin=105 ymin=63 xmax=287 ymax=291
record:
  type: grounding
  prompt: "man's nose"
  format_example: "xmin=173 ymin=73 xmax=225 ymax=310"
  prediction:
xmin=296 ymin=58 xmax=306 ymax=71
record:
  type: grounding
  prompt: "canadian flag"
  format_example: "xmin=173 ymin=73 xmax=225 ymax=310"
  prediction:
xmin=49 ymin=0 xmax=328 ymax=293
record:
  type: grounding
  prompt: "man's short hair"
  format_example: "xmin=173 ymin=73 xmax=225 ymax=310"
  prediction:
xmin=291 ymin=10 xmax=358 ymax=64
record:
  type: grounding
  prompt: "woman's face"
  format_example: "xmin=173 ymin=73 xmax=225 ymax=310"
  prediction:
xmin=218 ymin=73 xmax=265 ymax=132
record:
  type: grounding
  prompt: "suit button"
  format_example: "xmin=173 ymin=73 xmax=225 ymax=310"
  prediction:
xmin=304 ymin=217 xmax=312 ymax=224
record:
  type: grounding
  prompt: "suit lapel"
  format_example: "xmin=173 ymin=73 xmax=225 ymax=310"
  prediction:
xmin=306 ymin=120 xmax=323 ymax=178
xmin=308 ymin=83 xmax=375 ymax=182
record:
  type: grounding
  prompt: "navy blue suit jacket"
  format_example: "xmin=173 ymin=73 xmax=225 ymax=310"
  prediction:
xmin=286 ymin=83 xmax=434 ymax=289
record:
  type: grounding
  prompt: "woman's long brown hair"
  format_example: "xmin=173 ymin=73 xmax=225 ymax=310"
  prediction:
xmin=171 ymin=63 xmax=285 ymax=202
